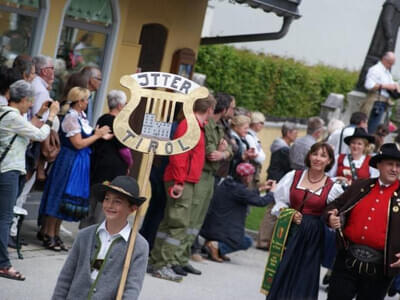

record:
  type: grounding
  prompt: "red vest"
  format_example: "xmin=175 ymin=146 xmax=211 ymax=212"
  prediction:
xmin=336 ymin=154 xmax=371 ymax=181
xmin=344 ymin=180 xmax=400 ymax=250
xmin=289 ymin=170 xmax=334 ymax=216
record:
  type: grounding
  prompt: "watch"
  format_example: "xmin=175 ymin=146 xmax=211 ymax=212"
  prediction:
xmin=45 ymin=119 xmax=53 ymax=127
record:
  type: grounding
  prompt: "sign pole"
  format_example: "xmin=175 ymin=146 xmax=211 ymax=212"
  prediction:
xmin=113 ymin=72 xmax=208 ymax=299
xmin=116 ymin=151 xmax=154 ymax=300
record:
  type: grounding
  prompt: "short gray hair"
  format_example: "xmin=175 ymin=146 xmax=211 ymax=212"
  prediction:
xmin=281 ymin=122 xmax=297 ymax=137
xmin=33 ymin=55 xmax=53 ymax=74
xmin=9 ymin=80 xmax=33 ymax=103
xmin=107 ymin=90 xmax=127 ymax=110
xmin=306 ymin=116 xmax=325 ymax=135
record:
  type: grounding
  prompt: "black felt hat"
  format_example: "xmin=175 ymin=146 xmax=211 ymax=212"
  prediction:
xmin=92 ymin=176 xmax=146 ymax=206
xmin=344 ymin=127 xmax=375 ymax=145
xmin=369 ymin=143 xmax=400 ymax=168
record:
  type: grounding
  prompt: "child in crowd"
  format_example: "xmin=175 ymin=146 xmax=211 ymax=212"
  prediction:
xmin=52 ymin=176 xmax=148 ymax=300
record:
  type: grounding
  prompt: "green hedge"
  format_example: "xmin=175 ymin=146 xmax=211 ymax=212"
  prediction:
xmin=195 ymin=45 xmax=358 ymax=118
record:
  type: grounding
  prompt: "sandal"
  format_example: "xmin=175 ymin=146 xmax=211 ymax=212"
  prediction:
xmin=55 ymin=236 xmax=68 ymax=252
xmin=0 ymin=266 xmax=25 ymax=281
xmin=44 ymin=236 xmax=61 ymax=252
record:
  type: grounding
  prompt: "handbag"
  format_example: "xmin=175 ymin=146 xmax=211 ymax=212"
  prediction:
xmin=41 ymin=129 xmax=60 ymax=162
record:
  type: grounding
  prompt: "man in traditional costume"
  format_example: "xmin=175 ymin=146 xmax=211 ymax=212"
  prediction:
xmin=326 ymin=143 xmax=400 ymax=300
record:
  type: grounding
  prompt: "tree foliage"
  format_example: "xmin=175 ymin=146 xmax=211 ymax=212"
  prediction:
xmin=195 ymin=45 xmax=358 ymax=118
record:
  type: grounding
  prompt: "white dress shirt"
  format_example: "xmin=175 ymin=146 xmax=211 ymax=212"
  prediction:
xmin=364 ymin=61 xmax=395 ymax=98
xmin=31 ymin=76 xmax=60 ymax=131
xmin=327 ymin=126 xmax=356 ymax=156
xmin=91 ymin=221 xmax=131 ymax=281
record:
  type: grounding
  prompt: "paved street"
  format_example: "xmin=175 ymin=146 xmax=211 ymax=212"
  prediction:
xmin=1 ymin=220 xmax=398 ymax=300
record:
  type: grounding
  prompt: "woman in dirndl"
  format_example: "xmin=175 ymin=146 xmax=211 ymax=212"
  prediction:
xmin=266 ymin=142 xmax=343 ymax=300
xmin=38 ymin=87 xmax=112 ymax=251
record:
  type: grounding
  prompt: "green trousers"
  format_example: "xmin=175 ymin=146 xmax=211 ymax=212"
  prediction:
xmin=150 ymin=171 xmax=214 ymax=268
xmin=181 ymin=170 xmax=214 ymax=263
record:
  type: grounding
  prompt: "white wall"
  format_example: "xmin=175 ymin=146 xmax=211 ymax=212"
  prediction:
xmin=203 ymin=0 xmax=400 ymax=78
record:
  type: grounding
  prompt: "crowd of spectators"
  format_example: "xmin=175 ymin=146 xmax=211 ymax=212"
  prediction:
xmin=2 ymin=51 xmax=400 ymax=300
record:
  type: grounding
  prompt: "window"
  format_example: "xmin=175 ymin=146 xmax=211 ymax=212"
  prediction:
xmin=138 ymin=24 xmax=168 ymax=72
xmin=56 ymin=0 xmax=112 ymax=72
xmin=0 ymin=0 xmax=46 ymax=63
xmin=55 ymin=0 xmax=119 ymax=124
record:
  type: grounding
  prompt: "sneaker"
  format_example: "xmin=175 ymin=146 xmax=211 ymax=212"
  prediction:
xmin=152 ymin=266 xmax=183 ymax=282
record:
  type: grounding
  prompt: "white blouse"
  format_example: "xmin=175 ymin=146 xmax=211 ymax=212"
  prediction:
xmin=328 ymin=154 xmax=379 ymax=179
xmin=271 ymin=170 xmax=344 ymax=216
xmin=61 ymin=109 xmax=93 ymax=137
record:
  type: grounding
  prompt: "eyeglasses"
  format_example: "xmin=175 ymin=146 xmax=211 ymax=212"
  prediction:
xmin=94 ymin=77 xmax=102 ymax=81
xmin=42 ymin=66 xmax=54 ymax=70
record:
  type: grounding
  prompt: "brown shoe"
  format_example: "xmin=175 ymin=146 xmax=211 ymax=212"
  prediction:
xmin=220 ymin=254 xmax=231 ymax=262
xmin=204 ymin=241 xmax=223 ymax=263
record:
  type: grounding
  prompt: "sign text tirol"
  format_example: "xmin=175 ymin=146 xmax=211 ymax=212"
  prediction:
xmin=113 ymin=72 xmax=208 ymax=155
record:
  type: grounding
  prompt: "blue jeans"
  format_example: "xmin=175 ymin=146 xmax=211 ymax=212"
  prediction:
xmin=368 ymin=101 xmax=388 ymax=134
xmin=0 ymin=171 xmax=23 ymax=268
xmin=219 ymin=234 xmax=253 ymax=256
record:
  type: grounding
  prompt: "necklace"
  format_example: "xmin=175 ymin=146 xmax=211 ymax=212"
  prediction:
xmin=307 ymin=170 xmax=325 ymax=184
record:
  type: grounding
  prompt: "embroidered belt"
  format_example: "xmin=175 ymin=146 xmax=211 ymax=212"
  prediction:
xmin=345 ymin=244 xmax=383 ymax=277
xmin=349 ymin=244 xmax=383 ymax=263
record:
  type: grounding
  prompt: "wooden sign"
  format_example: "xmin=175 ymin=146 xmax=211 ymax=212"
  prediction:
xmin=114 ymin=72 xmax=208 ymax=155
xmin=114 ymin=72 xmax=208 ymax=299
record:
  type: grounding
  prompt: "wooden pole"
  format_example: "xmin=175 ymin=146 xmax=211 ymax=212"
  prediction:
xmin=116 ymin=150 xmax=154 ymax=299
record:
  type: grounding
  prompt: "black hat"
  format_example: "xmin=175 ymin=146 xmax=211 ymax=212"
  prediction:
xmin=369 ymin=143 xmax=400 ymax=168
xmin=344 ymin=127 xmax=375 ymax=145
xmin=92 ymin=176 xmax=146 ymax=206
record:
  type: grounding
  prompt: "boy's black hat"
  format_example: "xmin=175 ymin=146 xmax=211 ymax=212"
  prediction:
xmin=92 ymin=176 xmax=146 ymax=206
xmin=369 ymin=143 xmax=400 ymax=168
xmin=344 ymin=127 xmax=375 ymax=145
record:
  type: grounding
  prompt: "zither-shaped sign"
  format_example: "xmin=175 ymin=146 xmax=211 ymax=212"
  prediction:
xmin=113 ymin=72 xmax=209 ymax=155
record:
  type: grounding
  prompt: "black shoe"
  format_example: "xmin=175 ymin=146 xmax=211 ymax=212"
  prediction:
xmin=36 ymin=231 xmax=46 ymax=242
xmin=182 ymin=263 xmax=201 ymax=275
xmin=388 ymin=282 xmax=398 ymax=297
xmin=171 ymin=265 xmax=188 ymax=276
xmin=55 ymin=236 xmax=68 ymax=252
xmin=44 ymin=236 xmax=62 ymax=252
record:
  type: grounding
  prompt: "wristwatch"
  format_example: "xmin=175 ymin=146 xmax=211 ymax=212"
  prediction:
xmin=45 ymin=119 xmax=53 ymax=127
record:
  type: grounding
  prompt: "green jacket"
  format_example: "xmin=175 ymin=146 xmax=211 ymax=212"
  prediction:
xmin=204 ymin=118 xmax=232 ymax=173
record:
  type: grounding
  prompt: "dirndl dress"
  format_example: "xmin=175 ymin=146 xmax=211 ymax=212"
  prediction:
xmin=267 ymin=170 xmax=334 ymax=300
xmin=39 ymin=114 xmax=92 ymax=222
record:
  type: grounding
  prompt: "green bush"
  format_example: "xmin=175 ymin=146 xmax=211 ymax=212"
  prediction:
xmin=195 ymin=45 xmax=358 ymax=118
